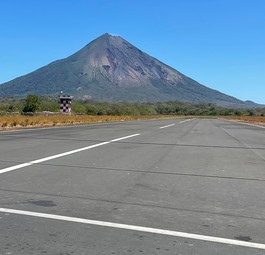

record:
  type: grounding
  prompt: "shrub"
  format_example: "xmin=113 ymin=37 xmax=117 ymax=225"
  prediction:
xmin=22 ymin=95 xmax=41 ymax=113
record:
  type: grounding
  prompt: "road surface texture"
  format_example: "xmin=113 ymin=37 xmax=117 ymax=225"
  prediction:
xmin=0 ymin=118 xmax=265 ymax=255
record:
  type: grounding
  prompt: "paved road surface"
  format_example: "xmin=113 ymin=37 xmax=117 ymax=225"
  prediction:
xmin=0 ymin=118 xmax=265 ymax=254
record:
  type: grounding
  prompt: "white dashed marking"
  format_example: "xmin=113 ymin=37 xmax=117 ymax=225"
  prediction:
xmin=0 ymin=208 xmax=265 ymax=250
xmin=0 ymin=133 xmax=140 ymax=175
xmin=159 ymin=124 xmax=175 ymax=129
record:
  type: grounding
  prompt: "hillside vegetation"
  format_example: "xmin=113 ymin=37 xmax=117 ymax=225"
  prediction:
xmin=0 ymin=96 xmax=264 ymax=130
xmin=1 ymin=96 xmax=264 ymax=116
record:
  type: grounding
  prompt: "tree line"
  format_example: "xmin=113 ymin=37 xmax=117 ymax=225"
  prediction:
xmin=0 ymin=95 xmax=264 ymax=116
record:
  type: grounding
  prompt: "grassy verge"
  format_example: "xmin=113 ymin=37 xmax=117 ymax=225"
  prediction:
xmin=0 ymin=115 xmax=182 ymax=131
xmin=221 ymin=116 xmax=265 ymax=127
xmin=1 ymin=115 xmax=264 ymax=131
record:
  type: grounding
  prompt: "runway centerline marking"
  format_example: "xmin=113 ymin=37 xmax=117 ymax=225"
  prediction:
xmin=159 ymin=124 xmax=175 ymax=129
xmin=110 ymin=134 xmax=140 ymax=142
xmin=0 ymin=208 xmax=265 ymax=250
xmin=0 ymin=133 xmax=140 ymax=175
xmin=179 ymin=119 xmax=192 ymax=124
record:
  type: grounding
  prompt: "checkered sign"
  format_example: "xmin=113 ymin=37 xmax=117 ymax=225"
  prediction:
xmin=59 ymin=95 xmax=73 ymax=114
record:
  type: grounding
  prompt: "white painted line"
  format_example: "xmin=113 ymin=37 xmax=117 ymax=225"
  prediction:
xmin=110 ymin=133 xmax=140 ymax=142
xmin=30 ymin=142 xmax=110 ymax=164
xmin=0 ymin=208 xmax=265 ymax=250
xmin=179 ymin=119 xmax=191 ymax=124
xmin=0 ymin=163 xmax=33 ymax=175
xmin=159 ymin=124 xmax=175 ymax=129
xmin=0 ymin=133 xmax=140 ymax=175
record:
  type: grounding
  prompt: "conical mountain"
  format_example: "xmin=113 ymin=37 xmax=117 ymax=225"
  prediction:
xmin=0 ymin=33 xmax=258 ymax=107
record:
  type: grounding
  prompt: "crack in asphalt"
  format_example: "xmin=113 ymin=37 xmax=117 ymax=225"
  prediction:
xmin=1 ymin=188 xmax=265 ymax=222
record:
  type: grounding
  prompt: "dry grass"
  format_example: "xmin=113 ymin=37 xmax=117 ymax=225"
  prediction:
xmin=1 ymin=115 xmax=264 ymax=131
xmin=0 ymin=114 xmax=182 ymax=131
xmin=222 ymin=116 xmax=265 ymax=127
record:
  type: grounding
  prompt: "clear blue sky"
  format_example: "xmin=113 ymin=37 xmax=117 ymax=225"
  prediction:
xmin=0 ymin=0 xmax=264 ymax=103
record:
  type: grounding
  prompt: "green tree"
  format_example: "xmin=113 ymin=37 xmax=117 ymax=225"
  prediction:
xmin=22 ymin=94 xmax=41 ymax=113
xmin=72 ymin=102 xmax=87 ymax=114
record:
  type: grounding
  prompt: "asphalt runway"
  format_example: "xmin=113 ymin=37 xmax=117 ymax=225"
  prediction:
xmin=0 ymin=118 xmax=265 ymax=254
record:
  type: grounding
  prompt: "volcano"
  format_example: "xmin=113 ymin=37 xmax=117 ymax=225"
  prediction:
xmin=0 ymin=33 xmax=259 ymax=107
